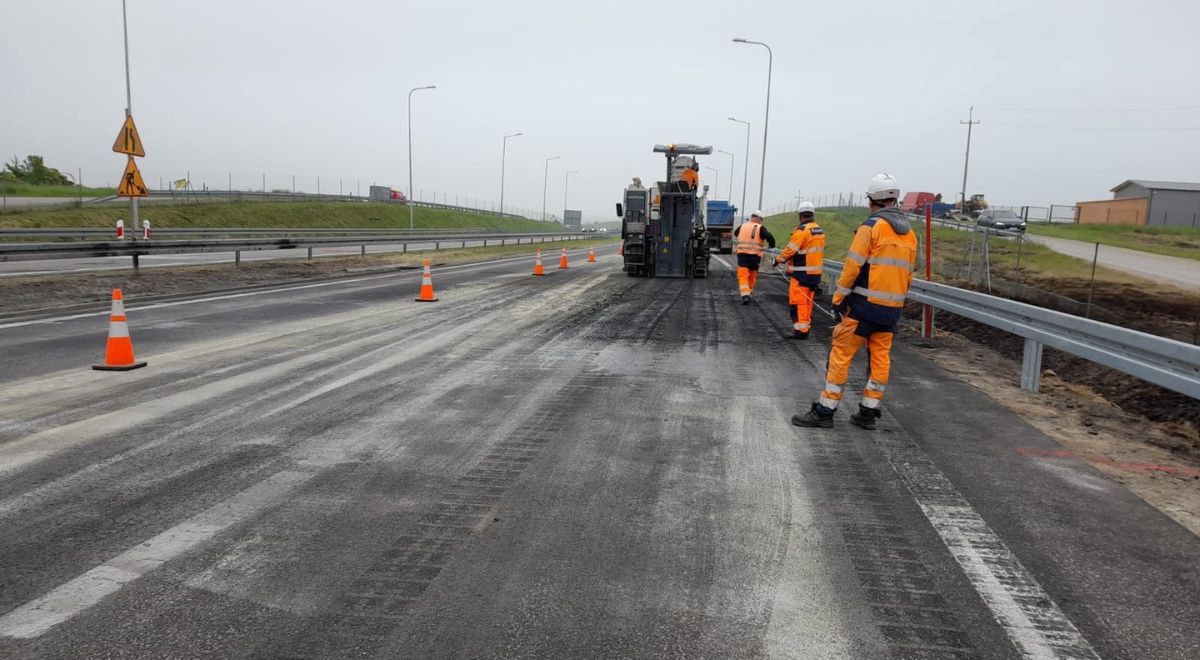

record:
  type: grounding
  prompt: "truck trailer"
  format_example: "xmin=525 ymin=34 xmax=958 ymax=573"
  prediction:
xmin=705 ymin=199 xmax=737 ymax=253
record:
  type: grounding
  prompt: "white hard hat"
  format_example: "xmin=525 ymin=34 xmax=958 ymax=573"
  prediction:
xmin=750 ymin=209 xmax=764 ymax=219
xmin=797 ymin=201 xmax=815 ymax=214
xmin=866 ymin=172 xmax=901 ymax=201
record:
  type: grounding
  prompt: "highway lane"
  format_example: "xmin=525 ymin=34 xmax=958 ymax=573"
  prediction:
xmin=0 ymin=248 xmax=1197 ymax=658
xmin=0 ymin=236 xmax=575 ymax=277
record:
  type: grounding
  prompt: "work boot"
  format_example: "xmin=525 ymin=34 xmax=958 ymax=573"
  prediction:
xmin=792 ymin=403 xmax=834 ymax=429
xmin=741 ymin=295 xmax=752 ymax=305
xmin=850 ymin=405 xmax=882 ymax=430
xmin=793 ymin=330 xmax=810 ymax=340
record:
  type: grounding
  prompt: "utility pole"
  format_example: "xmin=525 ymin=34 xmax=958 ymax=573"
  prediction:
xmin=408 ymin=85 xmax=436 ymax=229
xmin=733 ymin=38 xmax=773 ymax=210
xmin=500 ymin=132 xmax=523 ymax=218
xmin=960 ymin=106 xmax=981 ymax=213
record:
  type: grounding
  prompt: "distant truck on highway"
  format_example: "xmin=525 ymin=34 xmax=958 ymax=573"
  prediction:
xmin=368 ymin=185 xmax=408 ymax=203
xmin=705 ymin=199 xmax=737 ymax=253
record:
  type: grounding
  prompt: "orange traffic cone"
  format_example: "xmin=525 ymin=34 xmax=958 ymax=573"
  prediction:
xmin=558 ymin=247 xmax=570 ymax=270
xmin=93 ymin=289 xmax=147 ymax=371
xmin=415 ymin=259 xmax=439 ymax=302
xmin=587 ymin=246 xmax=597 ymax=263
xmin=532 ymin=249 xmax=545 ymax=276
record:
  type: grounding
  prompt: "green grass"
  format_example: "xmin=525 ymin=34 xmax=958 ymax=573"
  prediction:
xmin=1026 ymin=223 xmax=1200 ymax=261
xmin=765 ymin=208 xmax=1138 ymax=287
xmin=0 ymin=201 xmax=562 ymax=232
xmin=0 ymin=183 xmax=116 ymax=197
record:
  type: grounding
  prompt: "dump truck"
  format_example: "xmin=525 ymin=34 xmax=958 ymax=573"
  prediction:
xmin=616 ymin=143 xmax=712 ymax=278
xmin=705 ymin=199 xmax=737 ymax=253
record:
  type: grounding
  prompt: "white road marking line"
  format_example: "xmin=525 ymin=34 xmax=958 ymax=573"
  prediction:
xmin=876 ymin=437 xmax=1099 ymax=659
xmin=0 ymin=246 xmax=604 ymax=331
xmin=0 ymin=469 xmax=311 ymax=639
xmin=711 ymin=255 xmax=733 ymax=270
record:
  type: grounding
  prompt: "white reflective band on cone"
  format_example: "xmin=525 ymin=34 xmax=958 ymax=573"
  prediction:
xmin=112 ymin=300 xmax=126 ymax=316
xmin=860 ymin=397 xmax=881 ymax=409
xmin=108 ymin=321 xmax=130 ymax=338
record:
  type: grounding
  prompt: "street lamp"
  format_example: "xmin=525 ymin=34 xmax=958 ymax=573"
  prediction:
xmin=542 ymin=156 xmax=560 ymax=222
xmin=564 ymin=170 xmax=579 ymax=224
xmin=717 ymin=149 xmax=735 ymax=200
xmin=733 ymin=37 xmax=773 ymax=211
xmin=120 ymin=0 xmax=139 ymax=232
xmin=728 ymin=117 xmax=751 ymax=219
xmin=500 ymin=132 xmax=523 ymax=218
xmin=705 ymin=167 xmax=719 ymax=200
xmin=407 ymin=85 xmax=436 ymax=229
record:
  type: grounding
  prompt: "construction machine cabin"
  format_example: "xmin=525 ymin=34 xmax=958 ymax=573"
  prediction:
xmin=616 ymin=143 xmax=713 ymax=279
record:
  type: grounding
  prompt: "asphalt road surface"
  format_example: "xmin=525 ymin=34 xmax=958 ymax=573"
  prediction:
xmin=0 ymin=237 xmax=547 ymax=277
xmin=1023 ymin=233 xmax=1200 ymax=288
xmin=1 ymin=247 xmax=1197 ymax=658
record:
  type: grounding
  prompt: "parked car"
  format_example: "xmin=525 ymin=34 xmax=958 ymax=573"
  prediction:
xmin=976 ymin=209 xmax=1026 ymax=232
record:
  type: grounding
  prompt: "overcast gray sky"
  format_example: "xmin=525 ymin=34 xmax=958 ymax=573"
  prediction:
xmin=3 ymin=0 xmax=1199 ymax=220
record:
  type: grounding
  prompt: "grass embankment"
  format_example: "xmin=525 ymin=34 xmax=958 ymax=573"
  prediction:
xmin=763 ymin=208 xmax=1142 ymax=288
xmin=1025 ymin=223 xmax=1200 ymax=261
xmin=0 ymin=201 xmax=560 ymax=232
xmin=0 ymin=183 xmax=116 ymax=197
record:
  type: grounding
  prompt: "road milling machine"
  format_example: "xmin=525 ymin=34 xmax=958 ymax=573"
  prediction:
xmin=616 ymin=143 xmax=712 ymax=278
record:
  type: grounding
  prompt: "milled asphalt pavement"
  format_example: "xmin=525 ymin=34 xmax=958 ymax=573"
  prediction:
xmin=0 ymin=247 xmax=1196 ymax=658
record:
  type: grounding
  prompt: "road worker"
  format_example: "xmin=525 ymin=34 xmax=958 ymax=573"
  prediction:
xmin=680 ymin=162 xmax=699 ymax=190
xmin=793 ymin=173 xmax=917 ymax=430
xmin=733 ymin=210 xmax=776 ymax=305
xmin=772 ymin=201 xmax=824 ymax=339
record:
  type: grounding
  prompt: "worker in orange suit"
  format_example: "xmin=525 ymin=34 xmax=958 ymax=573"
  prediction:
xmin=680 ymin=162 xmax=699 ymax=190
xmin=793 ymin=173 xmax=917 ymax=430
xmin=733 ymin=210 xmax=776 ymax=305
xmin=772 ymin=200 xmax=825 ymax=339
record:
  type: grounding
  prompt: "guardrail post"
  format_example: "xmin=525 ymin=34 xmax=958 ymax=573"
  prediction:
xmin=132 ymin=254 xmax=139 ymax=271
xmin=462 ymin=240 xmax=466 ymax=248
xmin=1020 ymin=338 xmax=1044 ymax=393
xmin=435 ymin=241 xmax=440 ymax=250
xmin=361 ymin=245 xmax=366 ymax=257
xmin=307 ymin=247 xmax=313 ymax=261
xmin=235 ymin=250 xmax=241 ymax=267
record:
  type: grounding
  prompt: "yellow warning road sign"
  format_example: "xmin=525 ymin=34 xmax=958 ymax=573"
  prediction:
xmin=117 ymin=158 xmax=148 ymax=197
xmin=112 ymin=115 xmax=145 ymax=157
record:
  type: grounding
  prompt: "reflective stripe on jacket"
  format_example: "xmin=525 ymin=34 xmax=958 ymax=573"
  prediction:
xmin=734 ymin=222 xmax=766 ymax=256
xmin=832 ymin=210 xmax=918 ymax=328
xmin=776 ymin=221 xmax=825 ymax=288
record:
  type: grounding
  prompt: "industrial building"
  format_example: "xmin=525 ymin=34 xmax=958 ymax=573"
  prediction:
xmin=1076 ymin=180 xmax=1200 ymax=227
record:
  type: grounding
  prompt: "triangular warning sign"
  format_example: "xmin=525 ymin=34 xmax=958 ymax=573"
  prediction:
xmin=117 ymin=158 xmax=149 ymax=197
xmin=112 ymin=115 xmax=145 ymax=157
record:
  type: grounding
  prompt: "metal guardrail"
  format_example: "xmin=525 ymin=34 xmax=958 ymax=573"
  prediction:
xmin=0 ymin=227 xmax=502 ymax=239
xmin=823 ymin=259 xmax=1200 ymax=399
xmin=0 ymin=231 xmax=588 ymax=267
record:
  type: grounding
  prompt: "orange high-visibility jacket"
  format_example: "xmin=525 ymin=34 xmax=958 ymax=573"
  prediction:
xmin=734 ymin=222 xmax=767 ymax=256
xmin=681 ymin=168 xmax=699 ymax=189
xmin=776 ymin=220 xmax=825 ymax=288
xmin=833 ymin=207 xmax=918 ymax=328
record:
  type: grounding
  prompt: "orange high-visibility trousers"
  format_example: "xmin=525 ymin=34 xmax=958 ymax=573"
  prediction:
xmin=789 ymin=280 xmax=815 ymax=333
xmin=819 ymin=315 xmax=893 ymax=410
xmin=736 ymin=267 xmax=759 ymax=297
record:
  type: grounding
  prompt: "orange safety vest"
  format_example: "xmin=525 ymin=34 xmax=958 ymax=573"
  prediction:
xmin=778 ymin=221 xmax=825 ymax=285
xmin=734 ymin=222 xmax=766 ymax=256
xmin=833 ymin=213 xmax=918 ymax=327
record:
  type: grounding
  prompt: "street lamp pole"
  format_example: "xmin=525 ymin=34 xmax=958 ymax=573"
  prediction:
xmin=705 ymin=167 xmax=719 ymax=200
xmin=728 ymin=117 xmax=751 ymax=219
xmin=121 ymin=0 xmax=138 ymax=231
xmin=718 ymin=149 xmax=735 ymax=200
xmin=564 ymin=170 xmax=579 ymax=223
xmin=542 ymin=156 xmax=560 ymax=222
xmin=407 ymin=85 xmax=436 ymax=229
xmin=733 ymin=38 xmax=772 ymax=211
xmin=500 ymin=132 xmax=523 ymax=218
